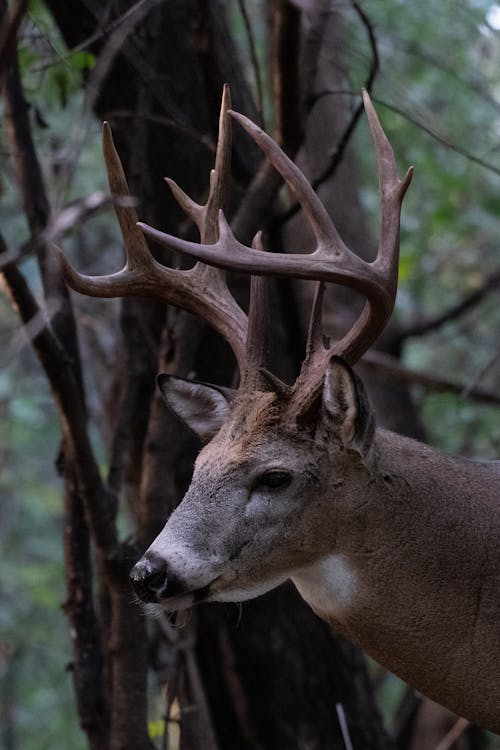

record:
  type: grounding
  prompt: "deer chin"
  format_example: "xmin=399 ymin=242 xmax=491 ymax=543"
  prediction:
xmin=159 ymin=572 xmax=289 ymax=611
xmin=208 ymin=571 xmax=290 ymax=604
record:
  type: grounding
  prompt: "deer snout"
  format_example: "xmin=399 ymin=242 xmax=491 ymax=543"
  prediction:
xmin=130 ymin=552 xmax=169 ymax=603
xmin=130 ymin=552 xmax=193 ymax=604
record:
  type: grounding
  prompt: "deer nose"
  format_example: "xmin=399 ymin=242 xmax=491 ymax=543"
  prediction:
xmin=130 ymin=553 xmax=167 ymax=603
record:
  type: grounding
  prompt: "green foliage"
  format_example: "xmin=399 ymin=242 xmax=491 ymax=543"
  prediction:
xmin=19 ymin=0 xmax=95 ymax=109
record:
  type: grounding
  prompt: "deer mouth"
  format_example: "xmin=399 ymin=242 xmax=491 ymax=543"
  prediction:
xmin=158 ymin=577 xmax=220 ymax=611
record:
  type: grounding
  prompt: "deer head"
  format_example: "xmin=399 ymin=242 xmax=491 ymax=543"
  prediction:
xmin=59 ymin=86 xmax=413 ymax=610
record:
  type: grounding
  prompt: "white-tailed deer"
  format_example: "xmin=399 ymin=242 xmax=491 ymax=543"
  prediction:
xmin=60 ymin=87 xmax=500 ymax=733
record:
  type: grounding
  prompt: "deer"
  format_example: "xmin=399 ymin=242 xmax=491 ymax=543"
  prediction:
xmin=59 ymin=86 xmax=500 ymax=733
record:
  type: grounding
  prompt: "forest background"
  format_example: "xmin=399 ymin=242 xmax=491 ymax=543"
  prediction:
xmin=1 ymin=1 xmax=500 ymax=749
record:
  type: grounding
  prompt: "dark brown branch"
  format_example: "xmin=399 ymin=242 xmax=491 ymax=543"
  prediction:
xmin=231 ymin=0 xmax=302 ymax=243
xmin=0 ymin=0 xmax=27 ymax=77
xmin=0 ymin=644 xmax=18 ymax=750
xmin=231 ymin=159 xmax=282 ymax=244
xmin=107 ymin=571 xmax=151 ymax=750
xmin=362 ymin=350 xmax=500 ymax=407
xmin=2 ymin=34 xmax=83 ymax=378
xmin=269 ymin=0 xmax=302 ymax=151
xmin=62 ymin=469 xmax=110 ymax=749
xmin=3 ymin=58 xmax=50 ymax=234
xmin=396 ymin=269 xmax=500 ymax=342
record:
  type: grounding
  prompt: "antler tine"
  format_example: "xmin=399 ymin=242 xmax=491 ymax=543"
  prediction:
xmin=243 ymin=231 xmax=284 ymax=389
xmin=138 ymin=92 xmax=413 ymax=371
xmin=305 ymin=281 xmax=327 ymax=360
xmin=323 ymin=93 xmax=413 ymax=365
xmin=228 ymin=111 xmax=341 ymax=251
xmin=363 ymin=90 xmax=414 ymax=279
xmin=205 ymin=84 xmax=232 ymax=244
xmin=164 ymin=83 xmax=233 ymax=243
xmin=58 ymin=120 xmax=157 ymax=296
xmin=59 ymin=87 xmax=248 ymax=370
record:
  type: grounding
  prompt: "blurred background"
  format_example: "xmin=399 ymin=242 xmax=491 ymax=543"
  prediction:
xmin=1 ymin=1 xmax=500 ymax=748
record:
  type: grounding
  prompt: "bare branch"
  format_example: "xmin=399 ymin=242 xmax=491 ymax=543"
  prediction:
xmin=276 ymin=0 xmax=379 ymax=227
xmin=462 ymin=345 xmax=500 ymax=399
xmin=54 ymin=0 xmax=165 ymax=201
xmin=269 ymin=0 xmax=302 ymax=150
xmin=49 ymin=191 xmax=110 ymax=239
xmin=0 ymin=0 xmax=28 ymax=78
xmin=236 ymin=0 xmax=264 ymax=127
xmin=231 ymin=0 xmax=302 ymax=244
xmin=435 ymin=718 xmax=470 ymax=750
xmin=362 ymin=350 xmax=500 ymax=407
xmin=0 ymin=192 xmax=109 ymax=269
xmin=311 ymin=0 xmax=379 ymax=192
xmin=62 ymin=475 xmax=110 ymax=749
xmin=397 ymin=268 xmax=500 ymax=342
xmin=375 ymin=97 xmax=500 ymax=178
xmin=2 ymin=35 xmax=85 ymax=379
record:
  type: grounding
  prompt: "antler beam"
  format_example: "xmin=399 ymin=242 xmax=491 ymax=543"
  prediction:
xmin=139 ymin=91 xmax=413 ymax=365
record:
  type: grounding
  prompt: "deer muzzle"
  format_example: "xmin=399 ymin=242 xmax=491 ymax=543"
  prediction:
xmin=130 ymin=551 xmax=217 ymax=609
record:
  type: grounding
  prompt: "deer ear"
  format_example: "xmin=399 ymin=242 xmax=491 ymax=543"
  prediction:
xmin=157 ymin=374 xmax=233 ymax=443
xmin=322 ymin=356 xmax=375 ymax=456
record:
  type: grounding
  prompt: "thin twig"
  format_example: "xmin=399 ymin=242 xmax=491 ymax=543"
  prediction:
xmin=237 ymin=0 xmax=264 ymax=127
xmin=158 ymin=614 xmax=220 ymax=750
xmin=310 ymin=0 xmax=379 ymax=190
xmin=305 ymin=87 xmax=500 ymax=179
xmin=0 ymin=191 xmax=109 ymax=269
xmin=397 ymin=269 xmax=500 ymax=342
xmin=54 ymin=0 xmax=165 ymax=203
xmin=462 ymin=346 xmax=500 ymax=399
xmin=434 ymin=717 xmax=470 ymax=750
xmin=275 ymin=0 xmax=379 ymax=227
xmin=28 ymin=0 xmax=152 ymax=72
xmin=362 ymin=349 xmax=500 ymax=407
xmin=375 ymin=96 xmax=500 ymax=178
xmin=336 ymin=703 xmax=354 ymax=750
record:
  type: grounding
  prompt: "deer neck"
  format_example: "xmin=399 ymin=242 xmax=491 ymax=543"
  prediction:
xmin=291 ymin=429 xmax=500 ymax=730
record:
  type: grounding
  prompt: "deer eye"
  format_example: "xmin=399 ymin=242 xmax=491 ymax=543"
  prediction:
xmin=256 ymin=470 xmax=292 ymax=490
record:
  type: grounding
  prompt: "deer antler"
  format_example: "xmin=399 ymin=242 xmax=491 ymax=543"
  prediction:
xmin=59 ymin=86 xmax=270 ymax=383
xmin=139 ymin=91 xmax=413 ymax=377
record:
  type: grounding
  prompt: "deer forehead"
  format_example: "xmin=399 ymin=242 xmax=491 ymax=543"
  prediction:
xmin=198 ymin=416 xmax=318 ymax=478
xmin=195 ymin=434 xmax=312 ymax=478
xmin=224 ymin=390 xmax=282 ymax=438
